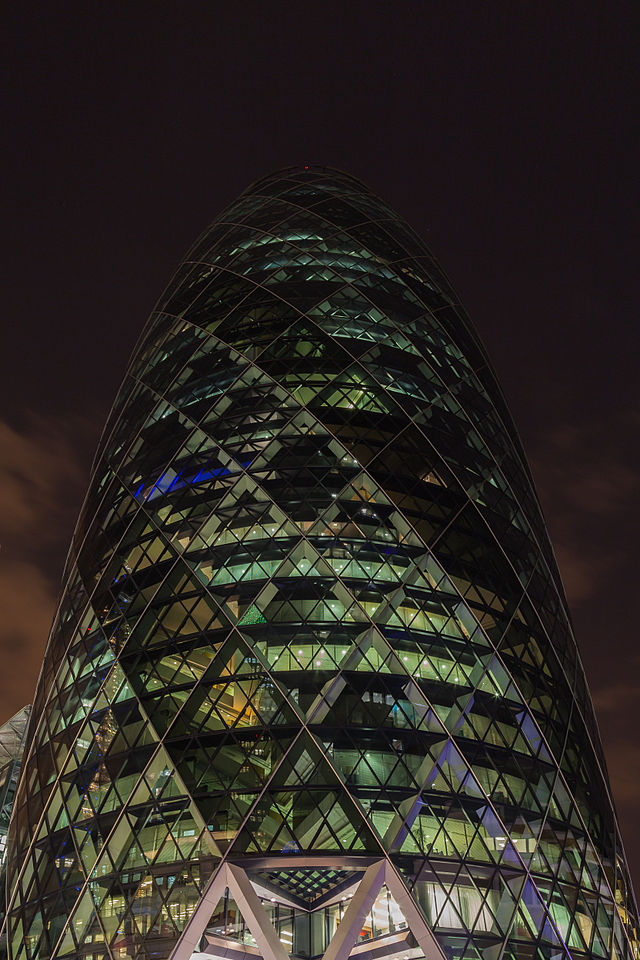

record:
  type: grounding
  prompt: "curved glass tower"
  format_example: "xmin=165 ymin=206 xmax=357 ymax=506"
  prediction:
xmin=6 ymin=167 xmax=638 ymax=960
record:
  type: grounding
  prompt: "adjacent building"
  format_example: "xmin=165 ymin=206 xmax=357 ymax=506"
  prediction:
xmin=0 ymin=706 xmax=31 ymax=958
xmin=5 ymin=167 xmax=638 ymax=960
xmin=0 ymin=707 xmax=31 ymax=875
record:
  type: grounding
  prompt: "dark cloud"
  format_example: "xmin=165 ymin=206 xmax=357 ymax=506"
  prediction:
xmin=605 ymin=743 xmax=640 ymax=807
xmin=592 ymin=680 xmax=640 ymax=715
xmin=0 ymin=416 xmax=87 ymax=546
xmin=0 ymin=559 xmax=57 ymax=718
xmin=530 ymin=417 xmax=640 ymax=608
xmin=0 ymin=416 xmax=91 ymax=718
xmin=529 ymin=417 xmax=640 ymax=882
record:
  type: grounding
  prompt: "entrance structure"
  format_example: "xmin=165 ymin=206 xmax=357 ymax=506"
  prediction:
xmin=5 ymin=167 xmax=638 ymax=960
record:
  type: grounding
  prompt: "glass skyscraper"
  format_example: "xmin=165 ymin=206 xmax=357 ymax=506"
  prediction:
xmin=5 ymin=166 xmax=638 ymax=960
xmin=0 ymin=706 xmax=31 ymax=958
xmin=0 ymin=708 xmax=30 ymax=878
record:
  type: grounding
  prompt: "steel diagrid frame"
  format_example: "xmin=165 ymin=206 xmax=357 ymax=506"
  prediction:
xmin=182 ymin=254 xmax=588 ymax=755
xmin=170 ymin=859 xmax=447 ymax=960
xmin=122 ymin=313 xmax=558 ymax=722
xmin=6 ymin=166 xmax=638 ymax=960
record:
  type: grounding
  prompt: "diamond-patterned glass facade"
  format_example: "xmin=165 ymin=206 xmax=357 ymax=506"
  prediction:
xmin=5 ymin=166 xmax=638 ymax=960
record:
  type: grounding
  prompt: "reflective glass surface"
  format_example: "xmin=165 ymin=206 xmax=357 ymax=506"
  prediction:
xmin=6 ymin=167 xmax=638 ymax=960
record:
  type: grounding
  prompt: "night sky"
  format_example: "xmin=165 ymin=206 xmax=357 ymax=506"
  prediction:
xmin=2 ymin=2 xmax=638 ymax=892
